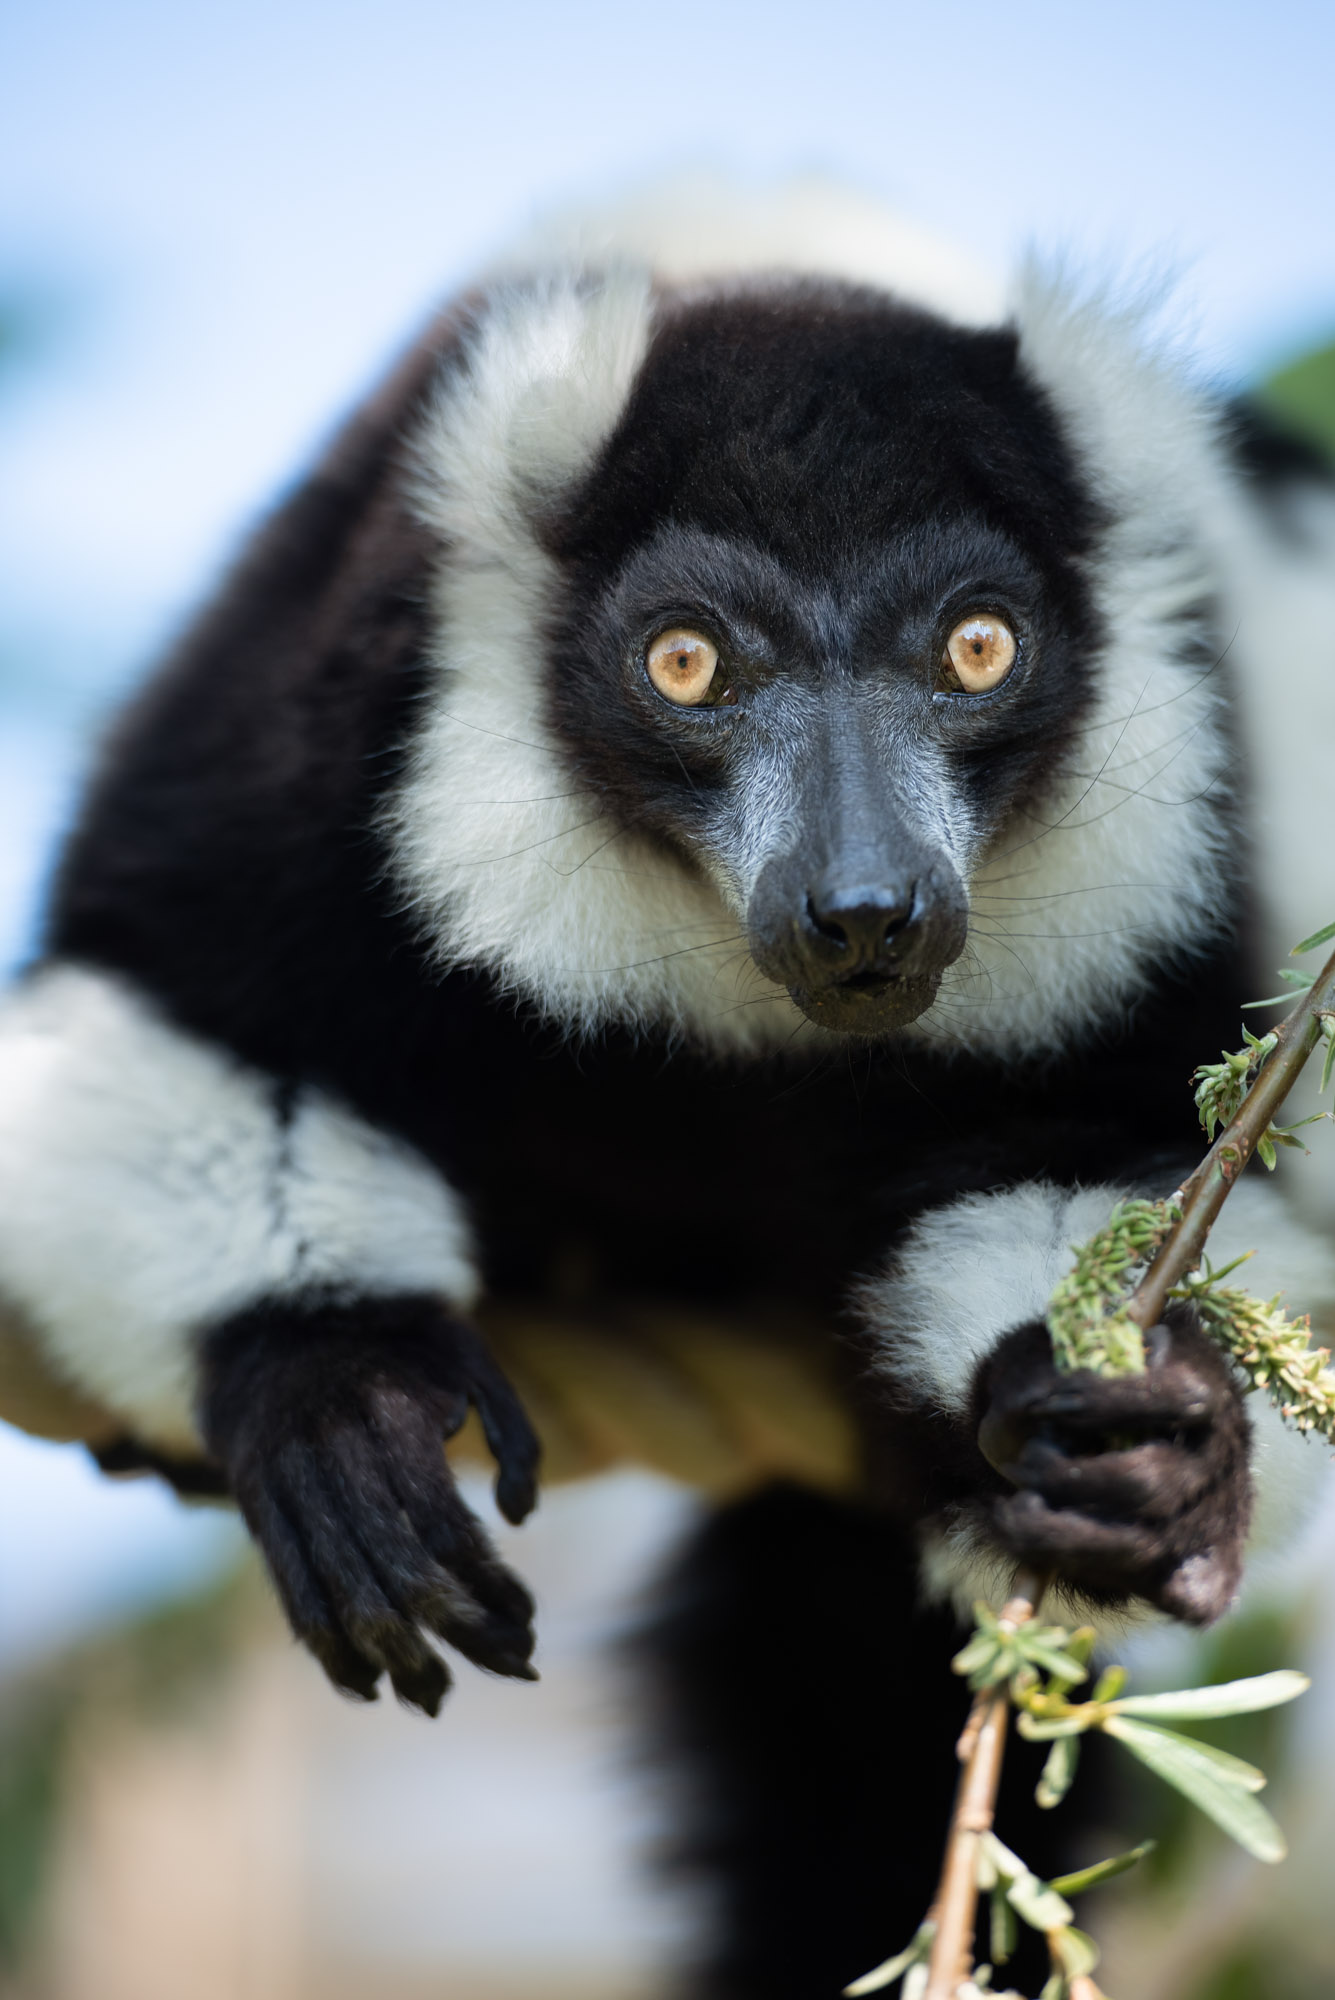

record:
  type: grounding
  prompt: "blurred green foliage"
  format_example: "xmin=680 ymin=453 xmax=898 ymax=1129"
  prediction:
xmin=0 ymin=1558 xmax=257 ymax=1972
xmin=1258 ymin=341 xmax=1335 ymax=464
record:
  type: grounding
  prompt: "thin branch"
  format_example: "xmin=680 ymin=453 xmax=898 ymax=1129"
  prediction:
xmin=923 ymin=1569 xmax=1048 ymax=2000
xmin=1126 ymin=938 xmax=1335 ymax=1331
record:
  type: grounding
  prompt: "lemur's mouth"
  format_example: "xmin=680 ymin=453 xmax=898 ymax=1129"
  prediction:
xmin=788 ymin=968 xmax=941 ymax=1036
xmin=839 ymin=969 xmax=899 ymax=994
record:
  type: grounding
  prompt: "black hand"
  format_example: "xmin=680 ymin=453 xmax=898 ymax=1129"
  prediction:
xmin=202 ymin=1293 xmax=541 ymax=1713
xmin=973 ymin=1310 xmax=1252 ymax=1624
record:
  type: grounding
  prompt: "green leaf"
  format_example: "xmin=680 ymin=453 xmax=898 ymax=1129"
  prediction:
xmin=1321 ymin=1017 xmax=1335 ymax=1096
xmin=990 ymin=1884 xmax=1018 ymax=1965
xmin=1005 ymin=1873 xmax=1074 ymax=1932
xmin=1038 ymin=1978 xmax=1065 ymax=2000
xmin=842 ymin=1922 xmax=935 ymax=1995
xmin=1242 ymin=969 xmax=1316 ymax=1007
xmin=1103 ymin=1717 xmax=1288 ymax=1861
xmin=1018 ymin=1636 xmax=1091 ymax=1684
xmin=1016 ymin=1712 xmax=1091 ymax=1741
xmin=1065 ymin=1626 xmax=1098 ymax=1667
xmin=977 ymin=1832 xmax=1028 ymax=1882
xmin=952 ymin=1633 xmax=1001 ymax=1678
xmin=1108 ymin=1670 xmax=1309 ymax=1721
xmin=1090 ymin=1664 xmax=1127 ymax=1704
xmin=1037 ymin=1734 xmax=1080 ymax=1809
xmin=1049 ymin=1840 xmax=1156 ymax=1898
xmin=1293 ymin=918 xmax=1335 ymax=955
xmin=1108 ymin=1716 xmax=1267 ymax=1790
xmin=1051 ymin=1926 xmax=1100 ymax=1978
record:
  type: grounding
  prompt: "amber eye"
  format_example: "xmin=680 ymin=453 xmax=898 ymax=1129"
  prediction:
xmin=646 ymin=629 xmax=721 ymax=707
xmin=941 ymin=613 xmax=1018 ymax=693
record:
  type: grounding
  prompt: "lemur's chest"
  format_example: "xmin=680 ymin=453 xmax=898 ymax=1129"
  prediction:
xmin=396 ymin=1018 xmax=968 ymax=1306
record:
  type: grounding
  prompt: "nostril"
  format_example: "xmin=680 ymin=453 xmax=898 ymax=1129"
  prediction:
xmin=805 ymin=894 xmax=850 ymax=948
xmin=805 ymin=880 xmax=919 ymax=965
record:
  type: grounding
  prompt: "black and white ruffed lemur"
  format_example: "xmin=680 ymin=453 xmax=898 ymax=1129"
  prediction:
xmin=1 ymin=184 xmax=1334 ymax=1996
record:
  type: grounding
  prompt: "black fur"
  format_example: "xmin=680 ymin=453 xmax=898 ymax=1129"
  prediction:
xmin=30 ymin=275 xmax=1295 ymax=1990
xmin=642 ymin=1485 xmax=1077 ymax=1999
xmin=975 ymin=1308 xmax=1253 ymax=1624
xmin=200 ymin=1292 xmax=539 ymax=1714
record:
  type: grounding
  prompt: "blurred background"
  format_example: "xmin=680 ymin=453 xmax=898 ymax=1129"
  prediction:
xmin=1 ymin=2 xmax=1334 ymax=1995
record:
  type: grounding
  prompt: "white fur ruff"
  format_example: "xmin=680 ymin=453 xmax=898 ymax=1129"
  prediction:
xmin=0 ymin=965 xmax=478 ymax=1450
xmin=388 ymin=185 xmax=1273 ymax=1061
xmin=389 ymin=266 xmax=812 ymax=1049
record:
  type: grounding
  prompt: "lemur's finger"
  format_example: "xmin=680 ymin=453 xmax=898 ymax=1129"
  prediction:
xmin=271 ymin=1453 xmax=452 ymax=1715
xmin=459 ymin=1336 xmax=542 ymax=1525
xmin=377 ymin=1400 xmax=537 ymax=1666
xmin=994 ymin=1487 xmax=1242 ymax=1628
xmin=238 ymin=1478 xmax=383 ymax=1704
xmin=1157 ymin=1546 xmax=1242 ymax=1625
xmin=336 ymin=1414 xmax=536 ymax=1678
xmin=1001 ymin=1435 xmax=1220 ymax=1518
xmin=994 ymin=1488 xmax=1182 ymax=1575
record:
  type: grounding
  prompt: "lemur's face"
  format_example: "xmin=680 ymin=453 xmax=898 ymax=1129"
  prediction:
xmin=543 ymin=290 xmax=1104 ymax=1036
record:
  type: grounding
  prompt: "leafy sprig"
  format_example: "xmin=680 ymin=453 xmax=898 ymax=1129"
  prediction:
xmin=855 ymin=923 xmax=1335 ymax=1999
xmin=1044 ymin=1200 xmax=1176 ymax=1377
xmin=1180 ymin=1270 xmax=1335 ymax=1439
xmin=1049 ymin=919 xmax=1335 ymax=1435
xmin=847 ymin=1613 xmax=1309 ymax=2000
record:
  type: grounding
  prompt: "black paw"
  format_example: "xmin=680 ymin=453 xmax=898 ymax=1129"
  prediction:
xmin=973 ymin=1310 xmax=1252 ymax=1625
xmin=201 ymin=1293 xmax=541 ymax=1714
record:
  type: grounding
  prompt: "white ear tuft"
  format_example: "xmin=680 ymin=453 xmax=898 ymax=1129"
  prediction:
xmin=413 ymin=270 xmax=655 ymax=557
xmin=1011 ymin=261 xmax=1233 ymax=529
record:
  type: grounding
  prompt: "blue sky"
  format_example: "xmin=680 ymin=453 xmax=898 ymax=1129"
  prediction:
xmin=2 ymin=0 xmax=1334 ymax=719
xmin=0 ymin=0 xmax=1332 ymax=1652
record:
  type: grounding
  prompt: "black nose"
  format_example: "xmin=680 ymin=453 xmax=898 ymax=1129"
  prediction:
xmin=804 ymin=876 xmax=917 ymax=975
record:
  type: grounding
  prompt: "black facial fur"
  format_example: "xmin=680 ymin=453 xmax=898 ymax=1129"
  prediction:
xmin=540 ymin=284 xmax=1107 ymax=1032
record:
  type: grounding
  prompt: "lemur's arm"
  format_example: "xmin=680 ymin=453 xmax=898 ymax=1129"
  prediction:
xmin=0 ymin=966 xmax=538 ymax=1715
xmin=0 ymin=306 xmax=545 ymax=1715
xmin=857 ymin=1178 xmax=1334 ymax=1627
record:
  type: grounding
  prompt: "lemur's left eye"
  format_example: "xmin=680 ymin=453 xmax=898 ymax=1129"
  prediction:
xmin=646 ymin=629 xmax=727 ymax=707
xmin=940 ymin=614 xmax=1017 ymax=694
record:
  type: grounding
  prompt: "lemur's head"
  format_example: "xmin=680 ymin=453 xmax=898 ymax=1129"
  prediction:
xmin=393 ymin=248 xmax=1237 ymax=1058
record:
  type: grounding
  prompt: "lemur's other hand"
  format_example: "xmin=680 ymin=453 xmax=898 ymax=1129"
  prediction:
xmin=974 ymin=1310 xmax=1252 ymax=1625
xmin=202 ymin=1295 xmax=540 ymax=1715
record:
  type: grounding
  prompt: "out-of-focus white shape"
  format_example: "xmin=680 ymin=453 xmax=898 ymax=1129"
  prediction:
xmin=496 ymin=173 xmax=1006 ymax=325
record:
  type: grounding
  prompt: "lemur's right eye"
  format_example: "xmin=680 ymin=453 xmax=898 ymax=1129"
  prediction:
xmin=646 ymin=629 xmax=725 ymax=707
xmin=940 ymin=613 xmax=1017 ymax=694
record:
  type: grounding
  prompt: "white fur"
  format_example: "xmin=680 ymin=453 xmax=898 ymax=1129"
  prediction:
xmin=927 ymin=272 xmax=1244 ymax=1057
xmin=390 ymin=267 xmax=810 ymax=1049
xmin=860 ymin=1181 xmax=1125 ymax=1415
xmin=861 ymin=1175 xmax=1335 ymax=1614
xmin=390 ymin=186 xmax=1265 ymax=1060
xmin=0 ymin=965 xmax=478 ymax=1451
xmin=490 ymin=173 xmax=1007 ymax=326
